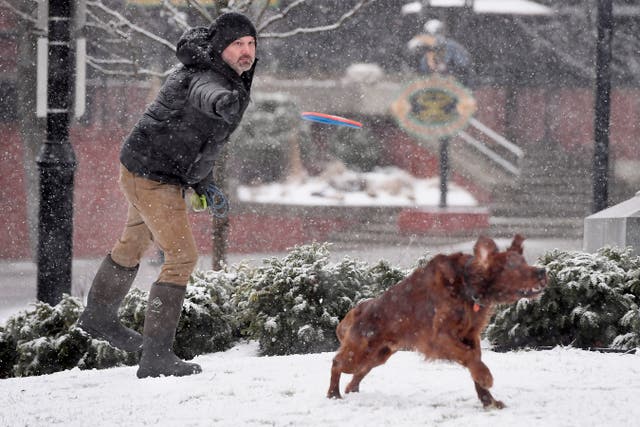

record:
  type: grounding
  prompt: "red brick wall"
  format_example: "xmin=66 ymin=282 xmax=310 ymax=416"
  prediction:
xmin=472 ymin=86 xmax=640 ymax=161
xmin=611 ymin=90 xmax=640 ymax=159
xmin=0 ymin=124 xmax=29 ymax=258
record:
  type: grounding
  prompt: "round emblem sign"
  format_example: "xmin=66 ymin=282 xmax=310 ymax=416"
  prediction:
xmin=390 ymin=75 xmax=476 ymax=140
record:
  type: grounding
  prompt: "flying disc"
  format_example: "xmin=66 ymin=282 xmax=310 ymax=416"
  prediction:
xmin=301 ymin=112 xmax=363 ymax=129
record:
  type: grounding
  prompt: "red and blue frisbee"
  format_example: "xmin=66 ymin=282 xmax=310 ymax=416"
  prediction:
xmin=301 ymin=112 xmax=363 ymax=129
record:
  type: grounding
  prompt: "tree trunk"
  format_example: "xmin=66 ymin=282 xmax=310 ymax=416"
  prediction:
xmin=211 ymin=144 xmax=229 ymax=270
xmin=287 ymin=128 xmax=306 ymax=181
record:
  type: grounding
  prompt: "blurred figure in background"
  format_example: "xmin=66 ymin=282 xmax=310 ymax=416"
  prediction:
xmin=407 ymin=19 xmax=472 ymax=85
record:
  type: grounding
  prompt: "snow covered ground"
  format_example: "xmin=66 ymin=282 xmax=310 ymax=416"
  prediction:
xmin=2 ymin=341 xmax=639 ymax=427
xmin=237 ymin=165 xmax=478 ymax=207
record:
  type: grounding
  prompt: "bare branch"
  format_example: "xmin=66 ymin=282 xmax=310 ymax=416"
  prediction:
xmin=87 ymin=0 xmax=176 ymax=52
xmin=186 ymin=0 xmax=216 ymax=23
xmin=87 ymin=55 xmax=173 ymax=78
xmin=86 ymin=8 xmax=130 ymax=40
xmin=254 ymin=0 xmax=271 ymax=27
xmin=259 ymin=0 xmax=376 ymax=39
xmin=257 ymin=0 xmax=306 ymax=33
xmin=161 ymin=0 xmax=190 ymax=31
xmin=0 ymin=0 xmax=37 ymax=24
xmin=227 ymin=0 xmax=253 ymax=14
xmin=514 ymin=18 xmax=594 ymax=80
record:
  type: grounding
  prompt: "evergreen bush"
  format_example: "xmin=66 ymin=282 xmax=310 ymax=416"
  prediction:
xmin=175 ymin=269 xmax=246 ymax=359
xmin=0 ymin=270 xmax=243 ymax=378
xmin=326 ymin=125 xmax=382 ymax=172
xmin=486 ymin=247 xmax=640 ymax=351
xmin=0 ymin=295 xmax=136 ymax=378
xmin=118 ymin=275 xmax=241 ymax=360
xmin=237 ymin=243 xmax=406 ymax=356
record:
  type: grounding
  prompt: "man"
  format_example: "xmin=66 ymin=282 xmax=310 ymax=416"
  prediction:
xmin=407 ymin=19 xmax=471 ymax=85
xmin=77 ymin=12 xmax=258 ymax=378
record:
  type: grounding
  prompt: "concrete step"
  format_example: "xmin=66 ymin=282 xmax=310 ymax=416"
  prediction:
xmin=489 ymin=202 xmax=591 ymax=218
xmin=326 ymin=214 xmax=584 ymax=243
xmin=489 ymin=216 xmax=584 ymax=239
xmin=488 ymin=142 xmax=592 ymax=219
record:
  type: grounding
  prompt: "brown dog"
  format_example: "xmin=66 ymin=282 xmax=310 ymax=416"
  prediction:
xmin=327 ymin=234 xmax=547 ymax=408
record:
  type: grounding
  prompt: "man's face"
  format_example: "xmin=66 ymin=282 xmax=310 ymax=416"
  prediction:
xmin=222 ymin=36 xmax=256 ymax=75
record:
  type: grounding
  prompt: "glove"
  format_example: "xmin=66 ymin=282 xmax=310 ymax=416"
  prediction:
xmin=215 ymin=90 xmax=240 ymax=124
xmin=191 ymin=183 xmax=229 ymax=218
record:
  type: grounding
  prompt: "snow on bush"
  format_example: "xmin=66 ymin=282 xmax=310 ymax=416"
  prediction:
xmin=234 ymin=243 xmax=406 ymax=356
xmin=0 ymin=269 xmax=245 ymax=378
xmin=0 ymin=244 xmax=406 ymax=377
xmin=0 ymin=295 xmax=136 ymax=378
xmin=8 ymin=244 xmax=637 ymax=378
xmin=487 ymin=246 xmax=640 ymax=351
xmin=326 ymin=125 xmax=383 ymax=173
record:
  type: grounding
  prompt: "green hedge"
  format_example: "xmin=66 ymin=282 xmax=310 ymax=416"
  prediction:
xmin=235 ymin=243 xmax=405 ymax=355
xmin=486 ymin=246 xmax=640 ymax=351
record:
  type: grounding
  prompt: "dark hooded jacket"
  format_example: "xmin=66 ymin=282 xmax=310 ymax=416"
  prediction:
xmin=120 ymin=17 xmax=257 ymax=191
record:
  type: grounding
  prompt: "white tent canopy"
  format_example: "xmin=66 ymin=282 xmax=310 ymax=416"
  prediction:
xmin=402 ymin=0 xmax=554 ymax=16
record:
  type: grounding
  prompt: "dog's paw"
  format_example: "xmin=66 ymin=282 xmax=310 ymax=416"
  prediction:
xmin=344 ymin=385 xmax=360 ymax=394
xmin=483 ymin=399 xmax=506 ymax=410
xmin=327 ymin=389 xmax=342 ymax=399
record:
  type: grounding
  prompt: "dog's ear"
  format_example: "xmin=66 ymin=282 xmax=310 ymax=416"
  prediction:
xmin=474 ymin=235 xmax=498 ymax=271
xmin=507 ymin=234 xmax=525 ymax=254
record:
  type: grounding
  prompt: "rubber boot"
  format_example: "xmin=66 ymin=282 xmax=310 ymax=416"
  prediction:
xmin=77 ymin=254 xmax=142 ymax=352
xmin=136 ymin=282 xmax=202 ymax=378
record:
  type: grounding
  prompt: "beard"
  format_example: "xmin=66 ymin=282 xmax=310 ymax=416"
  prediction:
xmin=237 ymin=56 xmax=253 ymax=70
xmin=236 ymin=56 xmax=254 ymax=71
xmin=223 ymin=52 xmax=255 ymax=75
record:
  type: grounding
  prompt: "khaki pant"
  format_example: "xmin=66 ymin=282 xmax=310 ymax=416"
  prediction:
xmin=110 ymin=165 xmax=198 ymax=286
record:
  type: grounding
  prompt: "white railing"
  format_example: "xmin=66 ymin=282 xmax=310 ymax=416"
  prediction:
xmin=457 ymin=118 xmax=524 ymax=176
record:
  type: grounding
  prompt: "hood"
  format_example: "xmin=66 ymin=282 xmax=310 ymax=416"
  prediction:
xmin=176 ymin=26 xmax=213 ymax=68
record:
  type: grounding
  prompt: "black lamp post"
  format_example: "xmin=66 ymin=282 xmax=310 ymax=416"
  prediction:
xmin=36 ymin=0 xmax=77 ymax=305
xmin=592 ymin=0 xmax=613 ymax=213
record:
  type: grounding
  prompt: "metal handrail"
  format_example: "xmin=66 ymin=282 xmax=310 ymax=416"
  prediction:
xmin=457 ymin=130 xmax=520 ymax=176
xmin=468 ymin=117 xmax=524 ymax=158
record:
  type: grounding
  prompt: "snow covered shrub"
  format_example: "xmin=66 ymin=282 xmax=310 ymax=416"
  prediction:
xmin=175 ymin=269 xmax=245 ymax=358
xmin=486 ymin=247 xmax=640 ymax=351
xmin=117 ymin=287 xmax=148 ymax=333
xmin=237 ymin=243 xmax=406 ymax=356
xmin=326 ymin=125 xmax=382 ymax=172
xmin=0 ymin=295 xmax=136 ymax=378
xmin=117 ymin=274 xmax=243 ymax=360
xmin=0 ymin=272 xmax=243 ymax=378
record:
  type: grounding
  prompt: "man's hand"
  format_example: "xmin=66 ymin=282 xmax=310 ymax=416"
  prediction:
xmin=215 ymin=90 xmax=240 ymax=124
xmin=191 ymin=183 xmax=229 ymax=218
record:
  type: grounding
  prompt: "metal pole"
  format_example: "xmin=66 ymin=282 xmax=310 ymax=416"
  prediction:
xmin=439 ymin=137 xmax=449 ymax=208
xmin=592 ymin=0 xmax=613 ymax=213
xmin=36 ymin=0 xmax=77 ymax=305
